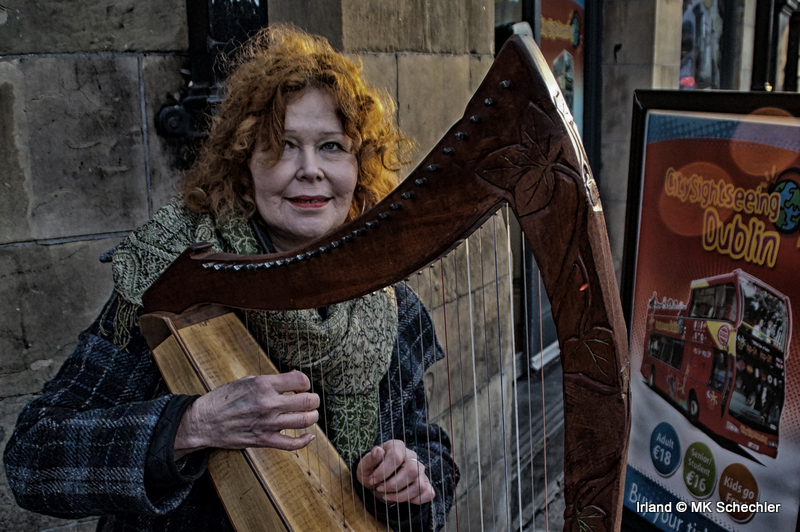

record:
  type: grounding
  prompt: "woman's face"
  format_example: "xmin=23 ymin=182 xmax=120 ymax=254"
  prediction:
xmin=249 ymin=88 xmax=358 ymax=252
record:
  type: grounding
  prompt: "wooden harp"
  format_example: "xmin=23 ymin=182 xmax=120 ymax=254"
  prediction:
xmin=140 ymin=34 xmax=630 ymax=532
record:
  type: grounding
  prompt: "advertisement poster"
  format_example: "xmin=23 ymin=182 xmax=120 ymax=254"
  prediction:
xmin=625 ymin=105 xmax=800 ymax=532
xmin=540 ymin=0 xmax=584 ymax=132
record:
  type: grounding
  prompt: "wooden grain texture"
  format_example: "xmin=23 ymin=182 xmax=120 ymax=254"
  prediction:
xmin=148 ymin=329 xmax=288 ymax=532
xmin=142 ymin=34 xmax=631 ymax=532
xmin=146 ymin=311 xmax=381 ymax=532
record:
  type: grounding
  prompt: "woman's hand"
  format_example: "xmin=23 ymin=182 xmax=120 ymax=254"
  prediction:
xmin=356 ymin=440 xmax=435 ymax=505
xmin=174 ymin=370 xmax=320 ymax=459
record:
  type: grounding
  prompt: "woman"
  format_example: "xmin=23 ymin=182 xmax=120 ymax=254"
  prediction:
xmin=4 ymin=25 xmax=457 ymax=531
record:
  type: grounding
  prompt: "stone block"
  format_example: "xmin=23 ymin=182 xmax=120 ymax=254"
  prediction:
xmin=602 ymin=198 xmax=628 ymax=280
xmin=0 ymin=238 xmax=120 ymax=397
xmin=275 ymin=0 xmax=493 ymax=54
xmin=341 ymin=1 xmax=426 ymax=52
xmin=601 ymin=64 xmax=652 ymax=148
xmin=352 ymin=52 xmax=398 ymax=118
xmin=444 ymin=400 xmax=513 ymax=531
xmin=0 ymin=72 xmax=30 ymax=243
xmin=426 ymin=277 xmax=515 ymax=418
xmin=269 ymin=0 xmax=345 ymax=50
xmin=0 ymin=55 xmax=149 ymax=243
xmin=143 ymin=54 xmax=191 ymax=213
xmin=602 ymin=0 xmax=657 ymax=66
xmin=597 ymin=140 xmax=632 ymax=202
xmin=0 ymin=0 xmax=187 ymax=54
xmin=0 ymin=394 xmax=100 ymax=530
xmin=469 ymin=54 xmax=495 ymax=93
xmin=467 ymin=0 xmax=495 ymax=56
xmin=413 ymin=214 xmax=511 ymax=310
xmin=448 ymin=462 xmax=512 ymax=531
xmin=653 ymin=0 xmax=683 ymax=72
xmin=653 ymin=64 xmax=680 ymax=89
xmin=397 ymin=54 xmax=472 ymax=168
xmin=427 ymin=0 xmax=469 ymax=54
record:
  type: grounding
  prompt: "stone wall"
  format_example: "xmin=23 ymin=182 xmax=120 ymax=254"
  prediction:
xmin=0 ymin=1 xmax=497 ymax=530
xmin=600 ymin=0 xmax=682 ymax=278
xmin=0 ymin=0 xmax=188 ymax=529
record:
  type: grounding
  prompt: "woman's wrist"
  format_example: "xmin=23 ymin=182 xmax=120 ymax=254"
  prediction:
xmin=173 ymin=399 xmax=208 ymax=459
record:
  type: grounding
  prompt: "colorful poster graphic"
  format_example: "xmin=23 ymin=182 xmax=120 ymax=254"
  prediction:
xmin=540 ymin=0 xmax=584 ymax=133
xmin=626 ymin=109 xmax=800 ymax=531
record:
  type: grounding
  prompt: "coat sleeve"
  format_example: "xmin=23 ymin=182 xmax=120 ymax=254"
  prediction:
xmin=2 ymin=292 xmax=201 ymax=519
xmin=360 ymin=282 xmax=460 ymax=532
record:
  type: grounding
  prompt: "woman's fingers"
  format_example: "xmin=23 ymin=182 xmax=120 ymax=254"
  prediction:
xmin=269 ymin=370 xmax=312 ymax=393
xmin=376 ymin=458 xmax=423 ymax=493
xmin=175 ymin=371 xmax=320 ymax=453
xmin=356 ymin=440 xmax=435 ymax=505
xmin=375 ymin=460 xmax=435 ymax=504
xmin=259 ymin=429 xmax=316 ymax=451
xmin=356 ymin=446 xmax=386 ymax=487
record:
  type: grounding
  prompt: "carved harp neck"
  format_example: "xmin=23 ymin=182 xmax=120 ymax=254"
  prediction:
xmin=143 ymin=35 xmax=630 ymax=532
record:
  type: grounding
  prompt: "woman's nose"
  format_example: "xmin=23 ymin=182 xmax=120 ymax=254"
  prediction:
xmin=295 ymin=147 xmax=323 ymax=180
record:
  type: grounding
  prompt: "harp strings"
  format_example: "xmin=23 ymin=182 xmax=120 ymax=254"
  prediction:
xmin=242 ymin=209 xmax=552 ymax=531
xmin=490 ymin=212 xmax=514 ymax=528
xmin=477 ymin=218 xmax=499 ymax=528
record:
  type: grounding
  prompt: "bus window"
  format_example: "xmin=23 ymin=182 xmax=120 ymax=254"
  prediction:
xmin=730 ymin=359 xmax=782 ymax=434
xmin=690 ymin=286 xmax=716 ymax=318
xmin=708 ymin=350 xmax=727 ymax=391
xmin=714 ymin=284 xmax=737 ymax=322
xmin=648 ymin=334 xmax=684 ymax=369
xmin=669 ymin=339 xmax=684 ymax=369
xmin=690 ymin=283 xmax=737 ymax=321
xmin=740 ymin=279 xmax=788 ymax=349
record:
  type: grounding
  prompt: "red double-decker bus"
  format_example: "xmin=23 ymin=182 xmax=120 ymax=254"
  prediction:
xmin=640 ymin=269 xmax=791 ymax=458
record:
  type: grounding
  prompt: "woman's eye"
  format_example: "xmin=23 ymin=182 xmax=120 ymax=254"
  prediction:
xmin=321 ymin=141 xmax=344 ymax=152
xmin=283 ymin=140 xmax=297 ymax=150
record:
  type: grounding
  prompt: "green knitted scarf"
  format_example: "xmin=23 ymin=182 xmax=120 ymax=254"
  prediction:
xmin=111 ymin=196 xmax=397 ymax=463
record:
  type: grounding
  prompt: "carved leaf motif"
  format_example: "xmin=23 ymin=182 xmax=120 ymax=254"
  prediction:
xmin=574 ymin=505 xmax=607 ymax=532
xmin=476 ymin=103 xmax=576 ymax=216
xmin=563 ymin=325 xmax=616 ymax=385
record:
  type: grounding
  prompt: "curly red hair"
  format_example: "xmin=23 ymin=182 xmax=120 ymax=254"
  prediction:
xmin=183 ymin=25 xmax=411 ymax=222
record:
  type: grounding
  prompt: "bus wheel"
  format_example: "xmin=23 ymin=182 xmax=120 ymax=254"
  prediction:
xmin=648 ymin=367 xmax=655 ymax=388
xmin=689 ymin=392 xmax=700 ymax=425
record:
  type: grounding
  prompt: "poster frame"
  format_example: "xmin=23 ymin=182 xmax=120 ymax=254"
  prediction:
xmin=619 ymin=89 xmax=800 ymax=532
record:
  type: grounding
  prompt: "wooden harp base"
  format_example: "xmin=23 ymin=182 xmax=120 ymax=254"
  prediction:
xmin=140 ymin=306 xmax=383 ymax=532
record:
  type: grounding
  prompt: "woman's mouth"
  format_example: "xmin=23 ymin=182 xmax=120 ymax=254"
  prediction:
xmin=287 ymin=196 xmax=331 ymax=208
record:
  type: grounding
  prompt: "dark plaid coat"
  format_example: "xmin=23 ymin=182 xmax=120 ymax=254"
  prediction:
xmin=4 ymin=282 xmax=458 ymax=531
